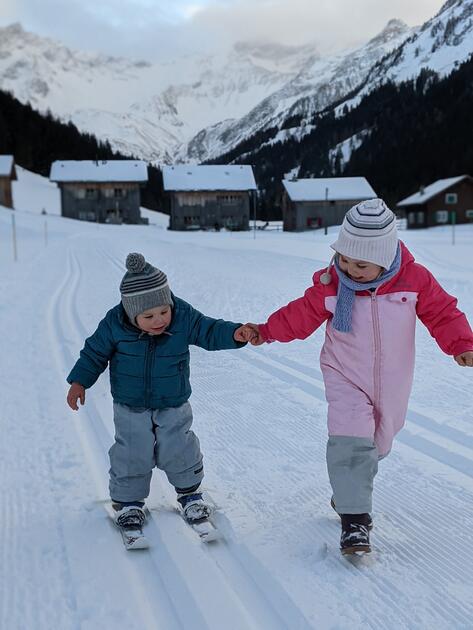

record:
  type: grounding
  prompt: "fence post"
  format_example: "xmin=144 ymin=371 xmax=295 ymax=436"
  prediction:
xmin=11 ymin=213 xmax=18 ymax=262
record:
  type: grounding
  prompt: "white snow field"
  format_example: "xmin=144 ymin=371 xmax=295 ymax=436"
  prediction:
xmin=1 ymin=170 xmax=473 ymax=630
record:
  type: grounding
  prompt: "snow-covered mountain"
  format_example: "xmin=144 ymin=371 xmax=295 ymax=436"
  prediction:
xmin=336 ymin=0 xmax=473 ymax=112
xmin=183 ymin=19 xmax=412 ymax=162
xmin=1 ymin=0 xmax=473 ymax=164
xmin=207 ymin=0 xmax=473 ymax=162
xmin=0 ymin=23 xmax=317 ymax=162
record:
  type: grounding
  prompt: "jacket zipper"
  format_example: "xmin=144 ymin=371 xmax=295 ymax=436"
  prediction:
xmin=144 ymin=337 xmax=157 ymax=407
xmin=371 ymin=289 xmax=382 ymax=423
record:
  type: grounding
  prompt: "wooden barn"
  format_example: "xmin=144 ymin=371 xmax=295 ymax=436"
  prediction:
xmin=397 ymin=175 xmax=473 ymax=228
xmin=163 ymin=165 xmax=257 ymax=231
xmin=0 ymin=155 xmax=17 ymax=209
xmin=282 ymin=177 xmax=377 ymax=231
xmin=49 ymin=160 xmax=148 ymax=224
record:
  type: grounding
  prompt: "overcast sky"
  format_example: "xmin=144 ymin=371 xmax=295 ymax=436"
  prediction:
xmin=0 ymin=0 xmax=446 ymax=61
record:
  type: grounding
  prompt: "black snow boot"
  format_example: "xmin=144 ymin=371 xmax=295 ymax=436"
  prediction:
xmin=331 ymin=497 xmax=373 ymax=530
xmin=340 ymin=513 xmax=371 ymax=555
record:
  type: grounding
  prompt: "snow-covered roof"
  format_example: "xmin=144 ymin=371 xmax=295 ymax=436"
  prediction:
xmin=162 ymin=165 xmax=257 ymax=191
xmin=0 ymin=155 xmax=16 ymax=178
xmin=49 ymin=160 xmax=148 ymax=183
xmin=397 ymin=176 xmax=471 ymax=206
xmin=282 ymin=177 xmax=376 ymax=202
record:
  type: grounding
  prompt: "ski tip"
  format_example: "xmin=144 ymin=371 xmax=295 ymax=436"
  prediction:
xmin=199 ymin=529 xmax=219 ymax=543
xmin=341 ymin=545 xmax=371 ymax=556
xmin=125 ymin=536 xmax=150 ymax=550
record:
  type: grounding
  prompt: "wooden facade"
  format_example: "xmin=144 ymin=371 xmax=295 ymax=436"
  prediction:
xmin=58 ymin=181 xmax=143 ymax=224
xmin=397 ymin=176 xmax=473 ymax=229
xmin=0 ymin=156 xmax=17 ymax=209
xmin=283 ymin=196 xmax=367 ymax=231
xmin=168 ymin=190 xmax=253 ymax=231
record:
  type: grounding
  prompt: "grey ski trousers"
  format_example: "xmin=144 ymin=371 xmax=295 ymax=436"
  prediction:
xmin=326 ymin=436 xmax=379 ymax=514
xmin=109 ymin=401 xmax=204 ymax=502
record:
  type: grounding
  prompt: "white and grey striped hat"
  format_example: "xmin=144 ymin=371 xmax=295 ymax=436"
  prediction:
xmin=330 ymin=198 xmax=398 ymax=269
xmin=120 ymin=253 xmax=172 ymax=323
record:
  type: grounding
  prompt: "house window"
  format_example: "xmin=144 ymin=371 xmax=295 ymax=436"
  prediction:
xmin=436 ymin=210 xmax=449 ymax=223
xmin=217 ymin=194 xmax=240 ymax=204
xmin=86 ymin=188 xmax=96 ymax=199
xmin=466 ymin=210 xmax=473 ymax=221
xmin=114 ymin=188 xmax=124 ymax=198
xmin=408 ymin=212 xmax=416 ymax=226
xmin=78 ymin=210 xmax=96 ymax=221
xmin=445 ymin=193 xmax=458 ymax=204
xmin=417 ymin=211 xmax=425 ymax=225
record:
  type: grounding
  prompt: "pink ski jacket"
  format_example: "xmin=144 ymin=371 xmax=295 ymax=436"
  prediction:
xmin=259 ymin=242 xmax=473 ymax=456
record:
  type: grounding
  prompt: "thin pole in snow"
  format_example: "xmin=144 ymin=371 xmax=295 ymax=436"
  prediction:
xmin=11 ymin=213 xmax=17 ymax=262
xmin=451 ymin=210 xmax=456 ymax=245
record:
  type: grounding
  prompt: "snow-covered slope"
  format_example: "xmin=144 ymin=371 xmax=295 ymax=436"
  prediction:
xmin=2 ymin=166 xmax=473 ymax=630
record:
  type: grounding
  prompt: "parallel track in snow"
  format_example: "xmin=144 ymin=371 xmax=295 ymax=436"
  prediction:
xmin=49 ymin=245 xmax=312 ymax=630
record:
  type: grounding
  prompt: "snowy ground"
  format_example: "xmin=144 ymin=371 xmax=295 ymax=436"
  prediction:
xmin=1 ymin=168 xmax=473 ymax=630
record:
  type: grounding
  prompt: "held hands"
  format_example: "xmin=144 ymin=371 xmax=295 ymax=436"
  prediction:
xmin=67 ymin=382 xmax=85 ymax=410
xmin=454 ymin=351 xmax=473 ymax=367
xmin=233 ymin=323 xmax=265 ymax=345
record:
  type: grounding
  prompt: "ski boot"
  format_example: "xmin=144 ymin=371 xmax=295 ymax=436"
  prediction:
xmin=112 ymin=502 xmax=146 ymax=530
xmin=177 ymin=491 xmax=211 ymax=523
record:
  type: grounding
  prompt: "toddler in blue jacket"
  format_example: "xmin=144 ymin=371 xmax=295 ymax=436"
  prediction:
xmin=67 ymin=253 xmax=253 ymax=531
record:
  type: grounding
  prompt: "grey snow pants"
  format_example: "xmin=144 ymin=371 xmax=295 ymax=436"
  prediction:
xmin=326 ymin=436 xmax=380 ymax=514
xmin=109 ymin=401 xmax=204 ymax=502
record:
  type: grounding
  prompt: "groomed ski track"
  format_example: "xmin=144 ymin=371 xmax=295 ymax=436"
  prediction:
xmin=1 ymin=204 xmax=473 ymax=629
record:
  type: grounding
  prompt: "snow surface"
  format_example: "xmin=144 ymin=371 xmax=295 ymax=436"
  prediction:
xmin=50 ymin=160 xmax=148 ymax=183
xmin=162 ymin=165 xmax=257 ymax=191
xmin=1 ymin=169 xmax=473 ymax=630
xmin=283 ymin=177 xmax=376 ymax=201
xmin=0 ymin=155 xmax=15 ymax=177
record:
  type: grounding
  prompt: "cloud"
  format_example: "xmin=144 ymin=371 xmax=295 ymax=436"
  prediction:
xmin=0 ymin=0 xmax=445 ymax=60
xmin=186 ymin=0 xmax=446 ymax=53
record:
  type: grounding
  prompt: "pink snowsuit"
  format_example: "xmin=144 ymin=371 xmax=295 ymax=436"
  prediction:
xmin=259 ymin=242 xmax=473 ymax=457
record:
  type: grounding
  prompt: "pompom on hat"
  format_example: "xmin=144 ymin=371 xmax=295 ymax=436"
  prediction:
xmin=120 ymin=253 xmax=172 ymax=323
xmin=330 ymin=198 xmax=399 ymax=270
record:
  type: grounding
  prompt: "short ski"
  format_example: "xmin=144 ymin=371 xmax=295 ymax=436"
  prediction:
xmin=104 ymin=502 xmax=150 ymax=550
xmin=184 ymin=515 xmax=219 ymax=542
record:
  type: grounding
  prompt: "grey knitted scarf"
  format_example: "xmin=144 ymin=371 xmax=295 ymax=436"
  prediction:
xmin=332 ymin=243 xmax=401 ymax=333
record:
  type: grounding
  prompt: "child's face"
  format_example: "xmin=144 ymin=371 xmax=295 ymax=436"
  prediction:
xmin=135 ymin=305 xmax=172 ymax=335
xmin=338 ymin=254 xmax=383 ymax=283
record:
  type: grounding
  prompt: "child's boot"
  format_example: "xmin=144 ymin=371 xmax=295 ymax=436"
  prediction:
xmin=177 ymin=491 xmax=211 ymax=523
xmin=340 ymin=513 xmax=371 ymax=555
xmin=112 ymin=502 xmax=146 ymax=530
xmin=331 ymin=497 xmax=373 ymax=530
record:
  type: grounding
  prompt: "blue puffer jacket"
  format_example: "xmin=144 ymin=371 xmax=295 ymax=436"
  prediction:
xmin=67 ymin=294 xmax=246 ymax=409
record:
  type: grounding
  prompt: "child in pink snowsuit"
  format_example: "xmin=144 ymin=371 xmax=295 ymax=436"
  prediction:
xmin=247 ymin=199 xmax=473 ymax=554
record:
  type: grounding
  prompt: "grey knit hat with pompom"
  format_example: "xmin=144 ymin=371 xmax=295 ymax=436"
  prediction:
xmin=120 ymin=253 xmax=172 ymax=323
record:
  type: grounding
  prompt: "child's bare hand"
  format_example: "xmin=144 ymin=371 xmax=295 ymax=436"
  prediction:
xmin=234 ymin=324 xmax=258 ymax=343
xmin=244 ymin=323 xmax=265 ymax=346
xmin=67 ymin=382 xmax=85 ymax=410
xmin=454 ymin=351 xmax=473 ymax=367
